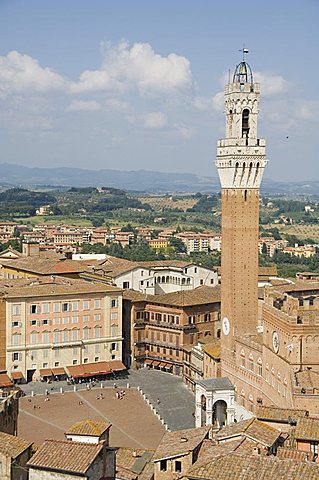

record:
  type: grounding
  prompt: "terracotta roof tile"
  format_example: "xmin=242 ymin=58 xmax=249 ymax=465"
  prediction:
xmin=1 ymin=257 xmax=85 ymax=275
xmin=202 ymin=339 xmax=221 ymax=359
xmin=124 ymin=286 xmax=220 ymax=307
xmin=27 ymin=439 xmax=103 ymax=474
xmin=0 ymin=432 xmax=32 ymax=458
xmin=0 ymin=276 xmax=121 ymax=299
xmin=256 ymin=406 xmax=308 ymax=423
xmin=276 ymin=447 xmax=309 ymax=461
xmin=187 ymin=453 xmax=319 ymax=480
xmin=115 ymin=448 xmax=155 ymax=480
xmin=215 ymin=418 xmax=281 ymax=447
xmin=295 ymin=417 xmax=319 ymax=441
xmin=154 ymin=426 xmax=210 ymax=461
xmin=65 ymin=419 xmax=110 ymax=437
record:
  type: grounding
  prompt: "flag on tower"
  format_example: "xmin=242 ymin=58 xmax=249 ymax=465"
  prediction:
xmin=243 ymin=48 xmax=249 ymax=53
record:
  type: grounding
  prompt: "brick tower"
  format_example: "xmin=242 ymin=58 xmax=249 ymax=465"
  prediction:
xmin=216 ymin=57 xmax=267 ymax=373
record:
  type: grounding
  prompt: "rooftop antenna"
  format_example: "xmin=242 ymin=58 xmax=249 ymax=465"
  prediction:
xmin=239 ymin=45 xmax=249 ymax=61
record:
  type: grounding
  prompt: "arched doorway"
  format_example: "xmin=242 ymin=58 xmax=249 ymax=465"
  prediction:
xmin=213 ymin=400 xmax=227 ymax=428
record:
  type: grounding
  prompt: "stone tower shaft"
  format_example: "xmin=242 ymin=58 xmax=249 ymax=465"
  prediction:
xmin=216 ymin=60 xmax=267 ymax=362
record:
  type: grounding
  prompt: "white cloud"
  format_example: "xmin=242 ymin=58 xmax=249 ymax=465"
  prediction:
xmin=192 ymin=92 xmax=224 ymax=113
xmin=143 ymin=111 xmax=167 ymax=129
xmin=0 ymin=50 xmax=65 ymax=98
xmin=175 ymin=123 xmax=195 ymax=138
xmin=254 ymin=71 xmax=289 ymax=96
xmin=105 ymin=98 xmax=131 ymax=112
xmin=71 ymin=40 xmax=193 ymax=96
xmin=66 ymin=100 xmax=101 ymax=112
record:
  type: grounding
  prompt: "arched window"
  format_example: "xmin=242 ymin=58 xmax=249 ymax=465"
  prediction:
xmin=83 ymin=326 xmax=90 ymax=340
xmin=242 ymin=108 xmax=250 ymax=138
xmin=53 ymin=330 xmax=60 ymax=344
xmin=111 ymin=324 xmax=117 ymax=337
xmin=42 ymin=331 xmax=50 ymax=344
xmin=161 ymin=276 xmax=165 ymax=283
xmin=72 ymin=328 xmax=79 ymax=341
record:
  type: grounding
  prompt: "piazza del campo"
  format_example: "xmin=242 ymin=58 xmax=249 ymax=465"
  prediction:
xmin=0 ymin=2 xmax=319 ymax=479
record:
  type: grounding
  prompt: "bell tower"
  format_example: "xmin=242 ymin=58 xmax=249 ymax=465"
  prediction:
xmin=216 ymin=56 xmax=267 ymax=371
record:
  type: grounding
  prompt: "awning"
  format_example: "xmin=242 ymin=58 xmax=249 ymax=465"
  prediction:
xmin=0 ymin=373 xmax=14 ymax=387
xmin=144 ymin=359 xmax=153 ymax=366
xmin=11 ymin=371 xmax=24 ymax=380
xmin=51 ymin=367 xmax=66 ymax=376
xmin=39 ymin=368 xmax=53 ymax=377
xmin=108 ymin=360 xmax=126 ymax=372
xmin=159 ymin=362 xmax=169 ymax=368
xmin=152 ymin=360 xmax=160 ymax=367
xmin=66 ymin=365 xmax=85 ymax=378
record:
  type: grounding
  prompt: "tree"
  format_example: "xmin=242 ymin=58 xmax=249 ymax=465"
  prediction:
xmin=169 ymin=237 xmax=187 ymax=253
xmin=261 ymin=243 xmax=268 ymax=255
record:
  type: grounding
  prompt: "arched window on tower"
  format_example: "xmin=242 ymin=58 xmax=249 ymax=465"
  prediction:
xmin=242 ymin=108 xmax=250 ymax=140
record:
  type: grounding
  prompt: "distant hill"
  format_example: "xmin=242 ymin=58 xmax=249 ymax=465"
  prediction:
xmin=0 ymin=163 xmax=318 ymax=195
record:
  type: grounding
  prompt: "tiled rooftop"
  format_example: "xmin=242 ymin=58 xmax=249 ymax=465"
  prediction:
xmin=0 ymin=431 xmax=32 ymax=459
xmin=186 ymin=453 xmax=319 ymax=480
xmin=124 ymin=285 xmax=220 ymax=307
xmin=295 ymin=417 xmax=319 ymax=441
xmin=215 ymin=418 xmax=281 ymax=447
xmin=256 ymin=406 xmax=308 ymax=423
xmin=115 ymin=448 xmax=155 ymax=480
xmin=153 ymin=426 xmax=210 ymax=461
xmin=27 ymin=439 xmax=103 ymax=474
xmin=65 ymin=419 xmax=111 ymax=437
xmin=0 ymin=276 xmax=121 ymax=298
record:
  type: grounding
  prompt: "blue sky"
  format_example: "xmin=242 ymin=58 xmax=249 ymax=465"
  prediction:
xmin=0 ymin=0 xmax=318 ymax=181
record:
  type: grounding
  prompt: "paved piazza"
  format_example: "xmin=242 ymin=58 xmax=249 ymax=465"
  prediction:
xmin=19 ymin=369 xmax=195 ymax=447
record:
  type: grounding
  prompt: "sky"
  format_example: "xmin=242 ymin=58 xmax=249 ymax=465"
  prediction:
xmin=0 ymin=0 xmax=318 ymax=182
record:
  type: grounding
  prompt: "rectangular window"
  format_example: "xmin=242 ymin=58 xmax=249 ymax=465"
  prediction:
xmin=53 ymin=317 xmax=60 ymax=325
xmin=83 ymin=300 xmax=90 ymax=310
xmin=12 ymin=352 xmax=19 ymax=361
xmin=12 ymin=304 xmax=21 ymax=316
xmin=30 ymin=304 xmax=39 ymax=314
xmin=72 ymin=316 xmax=79 ymax=324
xmin=42 ymin=319 xmax=49 ymax=326
xmin=72 ymin=359 xmax=78 ymax=365
xmin=62 ymin=303 xmax=70 ymax=312
xmin=53 ymin=331 xmax=60 ymax=344
xmin=62 ymin=317 xmax=69 ymax=324
xmin=160 ymin=460 xmax=167 ymax=472
xmin=54 ymin=362 xmax=59 ymax=367
xmin=111 ymin=299 xmax=118 ymax=308
xmin=249 ymin=360 xmax=254 ymax=372
xmin=175 ymin=461 xmax=182 ymax=472
xmin=12 ymin=321 xmax=19 ymax=328
xmin=72 ymin=301 xmax=79 ymax=311
xmin=95 ymin=344 xmax=100 ymax=353
xmin=94 ymin=314 xmax=101 ymax=321
xmin=94 ymin=356 xmax=99 ymax=362
xmin=83 ymin=358 xmax=88 ymax=363
xmin=63 ymin=330 xmax=69 ymax=343
xmin=83 ymin=315 xmax=90 ymax=322
xmin=241 ymin=358 xmax=245 ymax=368
xmin=111 ymin=325 xmax=117 ymax=337
xmin=53 ymin=303 xmax=60 ymax=313
xmin=94 ymin=299 xmax=101 ymax=309
xmin=111 ymin=342 xmax=117 ymax=351
xmin=43 ymin=362 xmax=48 ymax=368
xmin=42 ymin=303 xmax=49 ymax=314
xmin=258 ymin=366 xmax=262 ymax=377
xmin=123 ymin=282 xmax=129 ymax=289
xmin=94 ymin=327 xmax=101 ymax=338
xmin=111 ymin=312 xmax=118 ymax=320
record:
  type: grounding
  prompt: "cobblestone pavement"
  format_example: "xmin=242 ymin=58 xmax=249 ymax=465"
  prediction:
xmin=20 ymin=368 xmax=195 ymax=431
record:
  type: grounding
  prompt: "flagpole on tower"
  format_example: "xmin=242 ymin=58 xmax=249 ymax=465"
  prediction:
xmin=239 ymin=45 xmax=249 ymax=61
